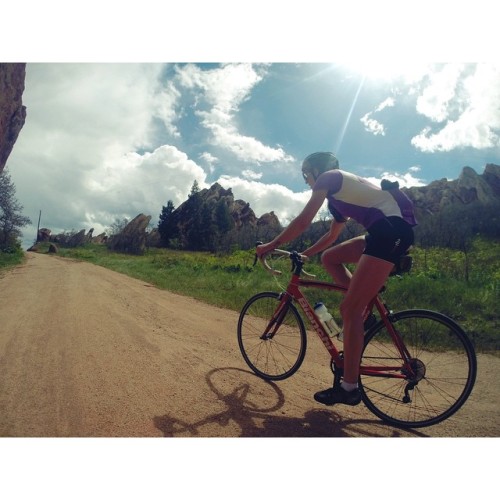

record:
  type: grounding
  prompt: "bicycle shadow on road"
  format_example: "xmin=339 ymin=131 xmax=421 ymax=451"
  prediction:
xmin=153 ymin=367 xmax=428 ymax=438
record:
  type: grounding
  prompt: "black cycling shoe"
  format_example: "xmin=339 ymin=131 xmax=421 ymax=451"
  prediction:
xmin=314 ymin=386 xmax=362 ymax=406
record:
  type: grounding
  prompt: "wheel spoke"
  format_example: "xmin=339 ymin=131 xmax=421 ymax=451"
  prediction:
xmin=238 ymin=292 xmax=307 ymax=380
xmin=360 ymin=310 xmax=476 ymax=428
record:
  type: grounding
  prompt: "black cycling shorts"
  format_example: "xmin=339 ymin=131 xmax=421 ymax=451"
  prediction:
xmin=364 ymin=216 xmax=414 ymax=265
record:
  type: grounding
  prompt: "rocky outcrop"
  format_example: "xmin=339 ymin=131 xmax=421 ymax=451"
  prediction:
xmin=146 ymin=228 xmax=161 ymax=248
xmin=230 ymin=199 xmax=257 ymax=229
xmin=165 ymin=182 xmax=282 ymax=250
xmin=0 ymin=63 xmax=27 ymax=173
xmin=91 ymin=233 xmax=108 ymax=244
xmin=253 ymin=210 xmax=282 ymax=244
xmin=106 ymin=213 xmax=151 ymax=255
xmin=51 ymin=228 xmax=94 ymax=247
xmin=405 ymin=164 xmax=500 ymax=216
xmin=175 ymin=182 xmax=281 ymax=234
xmin=37 ymin=228 xmax=52 ymax=242
xmin=67 ymin=229 xmax=88 ymax=247
xmin=483 ymin=164 xmax=500 ymax=197
xmin=257 ymin=211 xmax=281 ymax=230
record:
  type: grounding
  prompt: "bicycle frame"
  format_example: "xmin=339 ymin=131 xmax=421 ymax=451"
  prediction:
xmin=267 ymin=261 xmax=414 ymax=380
xmin=245 ymin=249 xmax=477 ymax=428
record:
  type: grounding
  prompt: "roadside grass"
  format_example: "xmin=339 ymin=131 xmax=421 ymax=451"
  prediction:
xmin=25 ymin=241 xmax=500 ymax=352
xmin=0 ymin=246 xmax=26 ymax=273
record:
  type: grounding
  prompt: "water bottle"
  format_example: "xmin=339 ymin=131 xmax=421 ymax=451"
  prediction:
xmin=314 ymin=302 xmax=340 ymax=337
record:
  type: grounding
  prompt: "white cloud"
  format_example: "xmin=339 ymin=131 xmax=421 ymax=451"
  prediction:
xmin=9 ymin=62 xmax=297 ymax=246
xmin=376 ymin=97 xmax=395 ymax=112
xmin=360 ymin=97 xmax=395 ymax=136
xmin=360 ymin=114 xmax=386 ymax=136
xmin=199 ymin=152 xmax=218 ymax=166
xmin=365 ymin=169 xmax=426 ymax=188
xmin=177 ymin=63 xmax=262 ymax=114
xmin=415 ymin=63 xmax=466 ymax=122
xmin=205 ymin=122 xmax=294 ymax=162
xmin=412 ymin=63 xmax=500 ymax=152
xmin=86 ymin=145 xmax=208 ymax=220
xmin=154 ymin=81 xmax=181 ymax=138
xmin=217 ymin=175 xmax=312 ymax=224
xmin=241 ymin=169 xmax=262 ymax=180
xmin=175 ymin=63 xmax=295 ymax=163
xmin=9 ymin=64 xmax=206 ymax=241
xmin=15 ymin=63 xmax=166 ymax=163
xmin=358 ymin=63 xmax=500 ymax=153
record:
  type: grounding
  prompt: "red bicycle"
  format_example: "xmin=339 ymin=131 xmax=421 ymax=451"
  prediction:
xmin=237 ymin=249 xmax=477 ymax=428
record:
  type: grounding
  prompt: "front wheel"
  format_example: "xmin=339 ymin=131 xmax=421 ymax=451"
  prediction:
xmin=359 ymin=309 xmax=477 ymax=428
xmin=237 ymin=292 xmax=307 ymax=381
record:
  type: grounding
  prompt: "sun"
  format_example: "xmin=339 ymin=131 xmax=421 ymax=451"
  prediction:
xmin=340 ymin=61 xmax=431 ymax=83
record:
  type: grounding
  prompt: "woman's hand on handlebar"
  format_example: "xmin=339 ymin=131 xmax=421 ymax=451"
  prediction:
xmin=255 ymin=244 xmax=314 ymax=277
xmin=256 ymin=242 xmax=310 ymax=265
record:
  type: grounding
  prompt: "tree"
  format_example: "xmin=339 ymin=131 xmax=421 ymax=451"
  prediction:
xmin=158 ymin=200 xmax=178 ymax=247
xmin=189 ymin=180 xmax=200 ymax=198
xmin=0 ymin=168 xmax=31 ymax=249
xmin=184 ymin=181 xmax=212 ymax=250
xmin=107 ymin=217 xmax=129 ymax=237
xmin=212 ymin=199 xmax=234 ymax=252
xmin=214 ymin=199 xmax=233 ymax=235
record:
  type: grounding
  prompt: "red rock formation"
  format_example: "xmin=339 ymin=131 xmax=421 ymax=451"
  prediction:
xmin=0 ymin=63 xmax=26 ymax=172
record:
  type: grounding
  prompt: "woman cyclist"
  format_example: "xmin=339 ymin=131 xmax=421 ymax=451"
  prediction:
xmin=256 ymin=152 xmax=417 ymax=406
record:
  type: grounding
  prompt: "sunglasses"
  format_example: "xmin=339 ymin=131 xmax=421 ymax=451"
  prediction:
xmin=302 ymin=170 xmax=313 ymax=182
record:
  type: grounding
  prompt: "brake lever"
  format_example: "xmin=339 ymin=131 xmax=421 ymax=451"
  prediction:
xmin=253 ymin=241 xmax=263 ymax=267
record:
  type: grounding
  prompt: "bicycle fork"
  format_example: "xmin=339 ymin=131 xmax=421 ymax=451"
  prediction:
xmin=260 ymin=293 xmax=291 ymax=340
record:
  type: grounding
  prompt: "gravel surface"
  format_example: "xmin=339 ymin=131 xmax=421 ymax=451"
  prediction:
xmin=1 ymin=252 xmax=498 ymax=437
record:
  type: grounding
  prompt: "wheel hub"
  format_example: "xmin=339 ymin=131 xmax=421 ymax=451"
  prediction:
xmin=403 ymin=358 xmax=426 ymax=382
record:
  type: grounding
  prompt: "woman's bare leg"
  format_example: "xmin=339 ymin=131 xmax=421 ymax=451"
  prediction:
xmin=321 ymin=236 xmax=366 ymax=287
xmin=340 ymin=254 xmax=394 ymax=384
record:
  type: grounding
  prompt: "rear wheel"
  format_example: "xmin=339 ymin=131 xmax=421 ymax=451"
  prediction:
xmin=237 ymin=292 xmax=307 ymax=381
xmin=359 ymin=309 xmax=477 ymax=428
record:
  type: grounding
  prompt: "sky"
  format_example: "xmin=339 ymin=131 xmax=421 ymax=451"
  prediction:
xmin=8 ymin=61 xmax=499 ymax=247
xmin=3 ymin=2 xmax=500 ymax=249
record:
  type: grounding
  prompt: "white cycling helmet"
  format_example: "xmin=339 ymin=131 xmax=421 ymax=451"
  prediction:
xmin=301 ymin=152 xmax=339 ymax=179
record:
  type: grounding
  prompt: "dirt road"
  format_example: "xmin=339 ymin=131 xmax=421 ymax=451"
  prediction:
xmin=0 ymin=252 xmax=498 ymax=437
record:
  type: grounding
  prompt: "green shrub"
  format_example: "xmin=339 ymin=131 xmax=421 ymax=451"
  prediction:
xmin=0 ymin=244 xmax=26 ymax=270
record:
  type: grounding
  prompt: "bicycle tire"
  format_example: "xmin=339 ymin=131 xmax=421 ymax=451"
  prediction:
xmin=237 ymin=292 xmax=307 ymax=381
xmin=359 ymin=309 xmax=477 ymax=428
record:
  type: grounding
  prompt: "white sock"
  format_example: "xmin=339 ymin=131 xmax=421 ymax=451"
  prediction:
xmin=341 ymin=381 xmax=358 ymax=392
